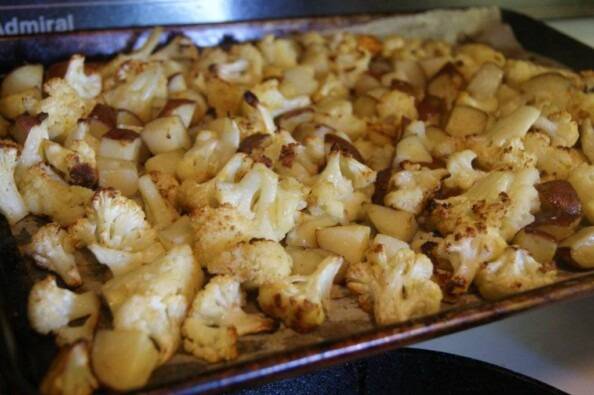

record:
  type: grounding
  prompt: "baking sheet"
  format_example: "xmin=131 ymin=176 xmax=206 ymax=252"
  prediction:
xmin=2 ymin=7 xmax=594 ymax=394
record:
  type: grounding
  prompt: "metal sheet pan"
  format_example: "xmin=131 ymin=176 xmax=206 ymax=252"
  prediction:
xmin=0 ymin=8 xmax=593 ymax=395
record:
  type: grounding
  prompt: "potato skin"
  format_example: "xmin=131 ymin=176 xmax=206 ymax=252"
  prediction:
xmin=528 ymin=180 xmax=582 ymax=240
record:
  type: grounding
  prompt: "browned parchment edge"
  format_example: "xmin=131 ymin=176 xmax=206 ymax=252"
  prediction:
xmin=144 ymin=272 xmax=594 ymax=394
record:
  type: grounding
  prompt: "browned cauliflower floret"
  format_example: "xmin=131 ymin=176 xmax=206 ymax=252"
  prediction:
xmin=443 ymin=149 xmax=485 ymax=190
xmin=308 ymin=151 xmax=376 ymax=223
xmin=429 ymin=169 xmax=540 ymax=294
xmin=182 ymin=276 xmax=275 ymax=363
xmin=73 ymin=189 xmax=164 ymax=276
xmin=0 ymin=139 xmax=28 ymax=224
xmin=176 ymin=118 xmax=240 ymax=182
xmin=40 ymin=342 xmax=98 ymax=395
xmin=103 ymin=62 xmax=167 ymax=122
xmin=346 ymin=236 xmax=442 ymax=325
xmin=43 ymin=140 xmax=98 ymax=187
xmin=475 ymin=247 xmax=557 ymax=300
xmin=63 ymin=55 xmax=102 ymax=99
xmin=216 ymin=161 xmax=308 ymax=241
xmin=24 ymin=222 xmax=81 ymax=287
xmin=524 ymin=131 xmax=586 ymax=181
xmin=258 ymin=256 xmax=343 ymax=333
xmin=190 ymin=204 xmax=253 ymax=266
xmin=17 ymin=164 xmax=93 ymax=226
xmin=207 ymin=239 xmax=293 ymax=289
xmin=40 ymin=78 xmax=93 ymax=139
xmin=28 ymin=276 xmax=100 ymax=346
xmin=103 ymin=244 xmax=203 ymax=363
xmin=385 ymin=163 xmax=448 ymax=214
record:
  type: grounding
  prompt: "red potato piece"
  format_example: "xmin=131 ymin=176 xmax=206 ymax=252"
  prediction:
xmin=527 ymin=180 xmax=582 ymax=241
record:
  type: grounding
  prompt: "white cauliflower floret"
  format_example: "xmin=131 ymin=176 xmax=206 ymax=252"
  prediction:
xmin=40 ymin=342 xmax=98 ymax=395
xmin=308 ymin=151 xmax=376 ymax=223
xmin=429 ymin=169 xmax=540 ymax=293
xmin=376 ymin=89 xmax=418 ymax=125
xmin=43 ymin=140 xmax=97 ymax=187
xmin=524 ymin=131 xmax=585 ymax=181
xmin=346 ymin=239 xmax=442 ymax=325
xmin=88 ymin=188 xmax=157 ymax=251
xmin=468 ymin=105 xmax=540 ymax=171
xmin=64 ymin=55 xmax=102 ymax=99
xmin=475 ymin=247 xmax=557 ymax=300
xmin=103 ymin=244 xmax=203 ymax=363
xmin=190 ymin=204 xmax=253 ymax=265
xmin=17 ymin=164 xmax=93 ymax=226
xmin=28 ymin=276 xmax=100 ymax=345
xmin=258 ymin=256 xmax=343 ymax=333
xmin=104 ymin=62 xmax=167 ymax=122
xmin=384 ymin=163 xmax=448 ymax=214
xmin=533 ymin=111 xmax=579 ymax=147
xmin=393 ymin=121 xmax=433 ymax=165
xmin=182 ymin=276 xmax=275 ymax=363
xmin=443 ymin=149 xmax=485 ymax=190
xmin=568 ymin=163 xmax=594 ymax=223
xmin=24 ymin=223 xmax=81 ymax=287
xmin=432 ymin=169 xmax=540 ymax=241
xmin=436 ymin=228 xmax=507 ymax=295
xmin=313 ymin=98 xmax=366 ymax=139
xmin=40 ymin=78 xmax=93 ymax=139
xmin=248 ymin=79 xmax=310 ymax=118
xmin=176 ymin=118 xmax=240 ymax=182
xmin=0 ymin=140 xmax=28 ymax=224
xmin=18 ymin=120 xmax=49 ymax=170
xmin=138 ymin=173 xmax=178 ymax=230
xmin=251 ymin=130 xmax=320 ymax=185
xmin=207 ymin=239 xmax=292 ymax=288
xmin=216 ymin=162 xmax=308 ymax=241
xmin=177 ymin=152 xmax=253 ymax=212
xmin=73 ymin=189 xmax=164 ymax=276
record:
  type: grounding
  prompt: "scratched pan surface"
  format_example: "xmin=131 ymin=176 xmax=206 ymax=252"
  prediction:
xmin=1 ymin=8 xmax=594 ymax=395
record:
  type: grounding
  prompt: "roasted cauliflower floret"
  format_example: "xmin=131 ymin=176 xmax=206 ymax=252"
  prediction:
xmin=436 ymin=227 xmax=507 ymax=294
xmin=103 ymin=244 xmax=203 ymax=363
xmin=207 ymin=239 xmax=292 ymax=288
xmin=308 ymin=151 xmax=376 ymax=223
xmin=443 ymin=149 xmax=485 ymax=190
xmin=534 ymin=111 xmax=579 ymax=148
xmin=216 ymin=161 xmax=308 ymax=241
xmin=138 ymin=173 xmax=178 ymax=230
xmin=0 ymin=140 xmax=28 ymax=224
xmin=24 ymin=223 xmax=81 ymax=287
xmin=258 ymin=256 xmax=343 ymax=333
xmin=176 ymin=118 xmax=240 ymax=182
xmin=76 ymin=189 xmax=164 ymax=275
xmin=104 ymin=62 xmax=167 ymax=122
xmin=429 ymin=169 xmax=539 ymax=293
xmin=28 ymin=276 xmax=100 ymax=345
xmin=523 ymin=131 xmax=585 ymax=181
xmin=475 ymin=247 xmax=557 ymax=300
xmin=43 ymin=140 xmax=98 ymax=187
xmin=40 ymin=78 xmax=93 ymax=139
xmin=190 ymin=204 xmax=253 ymax=265
xmin=346 ymin=237 xmax=442 ymax=325
xmin=182 ymin=276 xmax=275 ymax=363
xmin=40 ymin=342 xmax=98 ymax=395
xmin=63 ymin=55 xmax=102 ymax=99
xmin=432 ymin=168 xmax=540 ymax=241
xmin=17 ymin=164 xmax=93 ymax=226
xmin=385 ymin=163 xmax=448 ymax=214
